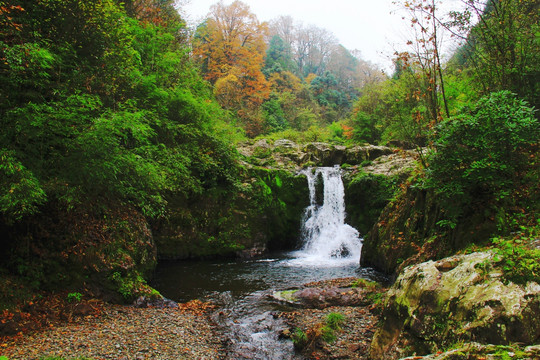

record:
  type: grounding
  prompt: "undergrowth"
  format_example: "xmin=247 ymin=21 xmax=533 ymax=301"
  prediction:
xmin=492 ymin=223 xmax=540 ymax=285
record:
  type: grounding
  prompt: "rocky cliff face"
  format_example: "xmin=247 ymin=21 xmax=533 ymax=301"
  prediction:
xmin=369 ymin=252 xmax=540 ymax=359
xmin=237 ymin=139 xmax=409 ymax=170
xmin=238 ymin=139 xmax=418 ymax=238
xmin=360 ymin=183 xmax=499 ymax=277
xmin=153 ymin=168 xmax=309 ymax=260
xmin=152 ymin=139 xmax=418 ymax=261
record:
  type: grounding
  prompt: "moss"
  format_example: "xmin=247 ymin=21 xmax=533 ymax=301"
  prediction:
xmin=154 ymin=167 xmax=309 ymax=259
xmin=275 ymin=289 xmax=299 ymax=302
xmin=344 ymin=171 xmax=399 ymax=236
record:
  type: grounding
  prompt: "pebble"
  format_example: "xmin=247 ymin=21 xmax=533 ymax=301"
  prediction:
xmin=1 ymin=304 xmax=225 ymax=360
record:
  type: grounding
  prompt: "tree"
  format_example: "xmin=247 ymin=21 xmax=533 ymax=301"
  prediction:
xmin=427 ymin=91 xmax=539 ymax=226
xmin=264 ymin=35 xmax=296 ymax=75
xmin=193 ymin=0 xmax=270 ymax=136
xmin=395 ymin=0 xmax=451 ymax=124
xmin=448 ymin=0 xmax=539 ymax=109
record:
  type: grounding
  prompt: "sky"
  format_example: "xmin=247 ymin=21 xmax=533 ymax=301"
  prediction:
xmin=179 ymin=0 xmax=466 ymax=73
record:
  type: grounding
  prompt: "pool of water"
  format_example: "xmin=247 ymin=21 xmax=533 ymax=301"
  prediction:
xmin=150 ymin=168 xmax=382 ymax=359
xmin=151 ymin=252 xmax=384 ymax=360
xmin=151 ymin=251 xmax=381 ymax=303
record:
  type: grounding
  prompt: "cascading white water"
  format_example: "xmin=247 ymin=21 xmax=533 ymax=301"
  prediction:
xmin=291 ymin=166 xmax=362 ymax=265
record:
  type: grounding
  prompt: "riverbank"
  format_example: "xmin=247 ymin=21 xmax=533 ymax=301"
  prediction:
xmin=0 ymin=276 xmax=384 ymax=360
xmin=276 ymin=277 xmax=385 ymax=360
xmin=1 ymin=300 xmax=225 ymax=360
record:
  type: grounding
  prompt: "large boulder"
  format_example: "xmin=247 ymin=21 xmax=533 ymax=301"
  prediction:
xmin=303 ymin=142 xmax=347 ymax=166
xmin=399 ymin=343 xmax=540 ymax=360
xmin=272 ymin=287 xmax=370 ymax=309
xmin=369 ymin=252 xmax=540 ymax=359
xmin=345 ymin=145 xmax=394 ymax=164
xmin=2 ymin=202 xmax=158 ymax=303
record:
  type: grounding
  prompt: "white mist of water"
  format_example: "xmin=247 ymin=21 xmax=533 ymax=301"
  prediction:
xmin=289 ymin=166 xmax=362 ymax=267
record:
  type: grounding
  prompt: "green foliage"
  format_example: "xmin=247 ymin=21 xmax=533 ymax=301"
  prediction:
xmin=291 ymin=328 xmax=308 ymax=349
xmin=426 ymin=91 xmax=539 ymax=224
xmin=492 ymin=227 xmax=540 ymax=285
xmin=262 ymin=94 xmax=289 ymax=133
xmin=110 ymin=271 xmax=148 ymax=300
xmin=319 ymin=313 xmax=346 ymax=343
xmin=311 ymin=71 xmax=353 ymax=119
xmin=325 ymin=312 xmax=345 ymax=331
xmin=320 ymin=325 xmax=337 ymax=343
xmin=264 ymin=35 xmax=296 ymax=75
xmin=0 ymin=149 xmax=47 ymax=223
xmin=0 ymin=0 xmax=240 ymax=221
xmin=352 ymin=73 xmax=430 ymax=147
xmin=0 ymin=0 xmax=246 ymax=300
xmin=450 ymin=0 xmax=540 ymax=109
xmin=66 ymin=292 xmax=83 ymax=303
xmin=350 ymin=111 xmax=381 ymax=144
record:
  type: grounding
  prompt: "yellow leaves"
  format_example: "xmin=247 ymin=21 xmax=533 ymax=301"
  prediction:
xmin=194 ymin=1 xmax=269 ymax=125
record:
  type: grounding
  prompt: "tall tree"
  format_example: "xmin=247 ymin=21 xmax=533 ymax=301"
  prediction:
xmin=193 ymin=0 xmax=270 ymax=136
xmin=448 ymin=0 xmax=539 ymax=109
xmin=396 ymin=0 xmax=450 ymax=122
xmin=264 ymin=35 xmax=296 ymax=75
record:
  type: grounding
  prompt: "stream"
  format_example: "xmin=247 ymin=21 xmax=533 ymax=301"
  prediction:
xmin=152 ymin=167 xmax=382 ymax=359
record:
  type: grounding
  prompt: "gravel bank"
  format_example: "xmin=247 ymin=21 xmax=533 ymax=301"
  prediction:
xmin=1 ymin=303 xmax=225 ymax=360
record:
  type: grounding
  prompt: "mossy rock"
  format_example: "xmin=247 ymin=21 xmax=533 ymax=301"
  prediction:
xmin=400 ymin=343 xmax=540 ymax=360
xmin=369 ymin=252 xmax=540 ymax=359
xmin=1 ymin=201 xmax=157 ymax=303
xmin=360 ymin=184 xmax=497 ymax=276
xmin=154 ymin=167 xmax=309 ymax=259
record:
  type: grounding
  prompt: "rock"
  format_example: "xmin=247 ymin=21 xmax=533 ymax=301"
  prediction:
xmin=273 ymin=287 xmax=370 ymax=309
xmin=236 ymin=243 xmax=267 ymax=259
xmin=345 ymin=145 xmax=394 ymax=164
xmin=272 ymin=289 xmax=300 ymax=304
xmin=360 ymin=183 xmax=497 ymax=276
xmin=133 ymin=296 xmax=178 ymax=309
xmin=237 ymin=138 xmax=411 ymax=170
xmin=400 ymin=343 xmax=540 ymax=359
xmin=369 ymin=252 xmax=540 ymax=359
xmin=302 ymin=142 xmax=347 ymax=166
xmin=362 ymin=152 xmax=417 ymax=177
xmin=274 ymin=139 xmax=298 ymax=149
xmin=253 ymin=138 xmax=272 ymax=149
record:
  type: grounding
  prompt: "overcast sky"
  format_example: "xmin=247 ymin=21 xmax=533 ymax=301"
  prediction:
xmin=179 ymin=0 xmax=465 ymax=73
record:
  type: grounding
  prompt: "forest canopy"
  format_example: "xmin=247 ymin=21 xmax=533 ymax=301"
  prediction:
xmin=0 ymin=0 xmax=538 ymax=302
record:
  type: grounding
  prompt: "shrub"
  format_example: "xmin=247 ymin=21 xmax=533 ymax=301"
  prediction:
xmin=291 ymin=328 xmax=308 ymax=349
xmin=325 ymin=312 xmax=345 ymax=331
xmin=66 ymin=292 xmax=83 ymax=303
xmin=426 ymin=91 xmax=539 ymax=227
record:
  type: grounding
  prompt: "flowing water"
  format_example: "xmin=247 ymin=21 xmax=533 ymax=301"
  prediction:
xmin=152 ymin=167 xmax=378 ymax=359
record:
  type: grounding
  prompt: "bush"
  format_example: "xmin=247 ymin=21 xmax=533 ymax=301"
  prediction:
xmin=426 ymin=91 xmax=539 ymax=226
xmin=291 ymin=328 xmax=308 ymax=349
xmin=325 ymin=312 xmax=345 ymax=331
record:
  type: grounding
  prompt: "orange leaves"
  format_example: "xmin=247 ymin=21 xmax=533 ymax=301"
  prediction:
xmin=192 ymin=1 xmax=269 ymax=136
xmin=341 ymin=124 xmax=354 ymax=140
xmin=178 ymin=299 xmax=216 ymax=315
xmin=0 ymin=3 xmax=25 ymax=35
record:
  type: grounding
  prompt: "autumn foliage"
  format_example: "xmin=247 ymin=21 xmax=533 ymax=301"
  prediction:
xmin=193 ymin=0 xmax=270 ymax=136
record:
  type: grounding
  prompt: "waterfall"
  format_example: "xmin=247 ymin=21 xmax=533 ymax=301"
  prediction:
xmin=292 ymin=166 xmax=362 ymax=265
